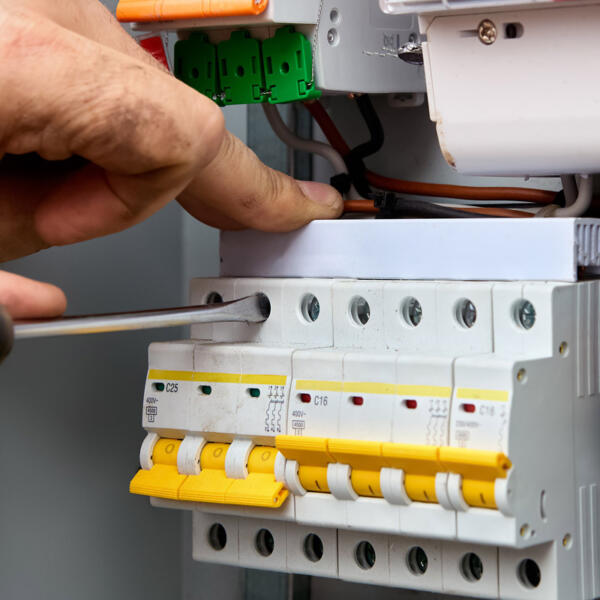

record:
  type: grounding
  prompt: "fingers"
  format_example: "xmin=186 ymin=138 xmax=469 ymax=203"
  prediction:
xmin=0 ymin=271 xmax=66 ymax=318
xmin=178 ymin=131 xmax=343 ymax=232
xmin=0 ymin=9 xmax=225 ymax=247
xmin=13 ymin=0 xmax=163 ymax=69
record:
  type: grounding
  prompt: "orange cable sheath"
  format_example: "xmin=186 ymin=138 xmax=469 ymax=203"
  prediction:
xmin=342 ymin=200 xmax=531 ymax=218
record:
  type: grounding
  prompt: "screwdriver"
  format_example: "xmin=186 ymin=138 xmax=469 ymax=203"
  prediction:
xmin=0 ymin=294 xmax=270 ymax=365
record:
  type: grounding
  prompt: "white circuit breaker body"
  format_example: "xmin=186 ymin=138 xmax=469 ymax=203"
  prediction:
xmin=131 ymin=276 xmax=600 ymax=600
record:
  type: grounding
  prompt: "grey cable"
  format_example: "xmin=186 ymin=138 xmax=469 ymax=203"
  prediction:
xmin=555 ymin=174 xmax=593 ymax=217
xmin=560 ymin=174 xmax=578 ymax=207
xmin=262 ymin=103 xmax=349 ymax=176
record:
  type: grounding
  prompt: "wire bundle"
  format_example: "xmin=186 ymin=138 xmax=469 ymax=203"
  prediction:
xmin=263 ymin=96 xmax=592 ymax=218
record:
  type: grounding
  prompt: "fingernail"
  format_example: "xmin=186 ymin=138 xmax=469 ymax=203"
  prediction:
xmin=297 ymin=180 xmax=343 ymax=209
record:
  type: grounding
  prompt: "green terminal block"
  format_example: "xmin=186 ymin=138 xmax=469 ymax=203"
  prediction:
xmin=218 ymin=30 xmax=265 ymax=105
xmin=174 ymin=33 xmax=221 ymax=105
xmin=262 ymin=26 xmax=321 ymax=104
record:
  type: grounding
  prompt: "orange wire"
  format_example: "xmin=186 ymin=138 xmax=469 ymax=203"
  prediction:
xmin=344 ymin=200 xmax=379 ymax=214
xmin=304 ymin=100 xmax=556 ymax=205
xmin=343 ymin=200 xmax=531 ymax=218
xmin=456 ymin=206 xmax=531 ymax=218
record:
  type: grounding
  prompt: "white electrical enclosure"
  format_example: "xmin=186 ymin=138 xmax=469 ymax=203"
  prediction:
xmin=380 ymin=0 xmax=556 ymax=15
xmin=220 ymin=218 xmax=600 ymax=282
xmin=420 ymin=3 xmax=600 ymax=175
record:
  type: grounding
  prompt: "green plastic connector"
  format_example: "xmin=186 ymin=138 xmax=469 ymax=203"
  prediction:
xmin=218 ymin=31 xmax=265 ymax=105
xmin=262 ymin=26 xmax=321 ymax=104
xmin=174 ymin=33 xmax=221 ymax=105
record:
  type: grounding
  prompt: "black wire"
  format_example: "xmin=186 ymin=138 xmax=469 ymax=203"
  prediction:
xmin=351 ymin=95 xmax=385 ymax=160
xmin=342 ymin=94 xmax=386 ymax=197
xmin=373 ymin=193 xmax=497 ymax=219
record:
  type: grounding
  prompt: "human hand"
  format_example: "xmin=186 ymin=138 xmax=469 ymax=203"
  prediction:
xmin=0 ymin=0 xmax=342 ymax=318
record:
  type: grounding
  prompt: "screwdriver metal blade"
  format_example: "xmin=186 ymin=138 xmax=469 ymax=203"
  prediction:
xmin=14 ymin=294 xmax=269 ymax=340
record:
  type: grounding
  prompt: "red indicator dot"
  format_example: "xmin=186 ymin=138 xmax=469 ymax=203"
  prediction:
xmin=351 ymin=396 xmax=364 ymax=406
xmin=405 ymin=399 xmax=418 ymax=410
xmin=299 ymin=393 xmax=311 ymax=404
xmin=462 ymin=403 xmax=476 ymax=413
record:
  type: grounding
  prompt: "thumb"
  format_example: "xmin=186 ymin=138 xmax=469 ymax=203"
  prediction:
xmin=178 ymin=131 xmax=343 ymax=232
xmin=0 ymin=271 xmax=66 ymax=319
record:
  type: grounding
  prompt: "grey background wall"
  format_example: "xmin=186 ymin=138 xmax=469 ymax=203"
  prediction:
xmin=0 ymin=2 xmax=218 ymax=598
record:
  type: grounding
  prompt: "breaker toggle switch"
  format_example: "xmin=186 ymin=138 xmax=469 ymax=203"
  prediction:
xmin=381 ymin=443 xmax=441 ymax=504
xmin=131 ymin=439 xmax=288 ymax=507
xmin=328 ymin=439 xmax=386 ymax=498
xmin=116 ymin=0 xmax=268 ymax=23
xmin=438 ymin=447 xmax=512 ymax=510
xmin=276 ymin=436 xmax=332 ymax=493
xmin=130 ymin=438 xmax=187 ymax=500
xmin=276 ymin=435 xmax=512 ymax=512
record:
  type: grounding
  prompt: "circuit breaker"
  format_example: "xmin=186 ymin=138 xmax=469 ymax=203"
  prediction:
xmin=129 ymin=269 xmax=600 ymax=599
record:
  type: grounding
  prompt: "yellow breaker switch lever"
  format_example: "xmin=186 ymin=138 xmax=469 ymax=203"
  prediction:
xmin=439 ymin=447 xmax=511 ymax=509
xmin=382 ymin=443 xmax=441 ymax=503
xmin=178 ymin=443 xmax=231 ymax=503
xmin=117 ymin=0 xmax=268 ymax=23
xmin=276 ymin=436 xmax=332 ymax=493
xmin=276 ymin=435 xmax=512 ymax=511
xmin=130 ymin=439 xmax=288 ymax=508
xmin=178 ymin=443 xmax=288 ymax=507
xmin=130 ymin=439 xmax=186 ymax=500
xmin=328 ymin=439 xmax=386 ymax=498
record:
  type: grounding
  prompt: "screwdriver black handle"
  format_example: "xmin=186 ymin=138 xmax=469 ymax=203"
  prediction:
xmin=0 ymin=305 xmax=14 ymax=365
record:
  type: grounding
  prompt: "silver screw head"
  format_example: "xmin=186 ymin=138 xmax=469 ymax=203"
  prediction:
xmin=403 ymin=297 xmax=422 ymax=327
xmin=327 ymin=28 xmax=338 ymax=46
xmin=478 ymin=19 xmax=497 ymax=45
xmin=516 ymin=300 xmax=536 ymax=330
xmin=457 ymin=299 xmax=477 ymax=328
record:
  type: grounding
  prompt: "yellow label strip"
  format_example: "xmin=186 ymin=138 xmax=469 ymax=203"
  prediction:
xmin=457 ymin=388 xmax=509 ymax=403
xmin=241 ymin=374 xmax=287 ymax=386
xmin=343 ymin=381 xmax=397 ymax=395
xmin=296 ymin=380 xmax=344 ymax=392
xmin=148 ymin=369 xmax=196 ymax=382
xmin=148 ymin=370 xmax=286 ymax=387
xmin=296 ymin=380 xmax=451 ymax=398
xmin=396 ymin=385 xmax=452 ymax=398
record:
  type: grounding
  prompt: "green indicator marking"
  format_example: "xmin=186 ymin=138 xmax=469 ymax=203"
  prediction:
xmin=174 ymin=33 xmax=222 ymax=105
xmin=218 ymin=30 xmax=265 ymax=105
xmin=201 ymin=385 xmax=212 ymax=396
xmin=262 ymin=26 xmax=321 ymax=104
xmin=248 ymin=388 xmax=261 ymax=398
xmin=153 ymin=382 xmax=165 ymax=392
